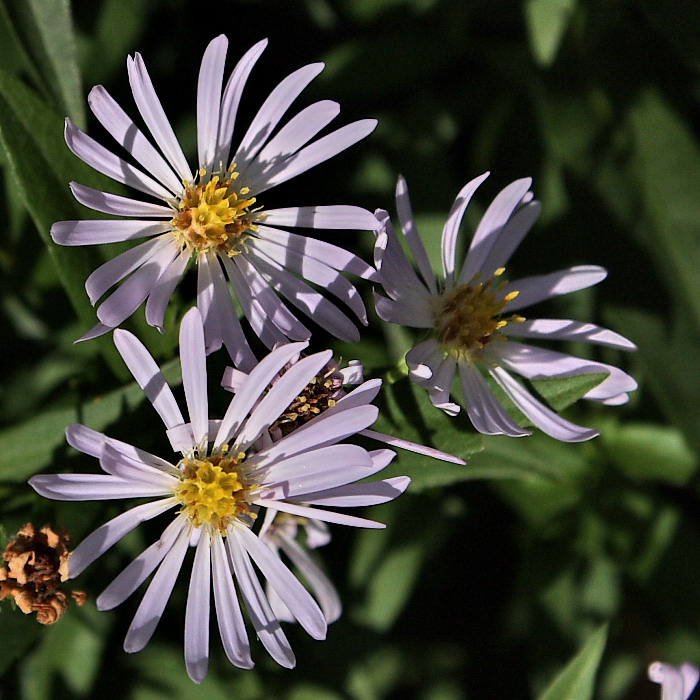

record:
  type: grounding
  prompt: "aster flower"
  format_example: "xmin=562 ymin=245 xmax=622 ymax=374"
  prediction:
xmin=52 ymin=35 xmax=379 ymax=367
xmin=648 ymin=661 xmax=700 ymax=700
xmin=259 ymin=511 xmax=341 ymax=625
xmin=29 ymin=308 xmax=409 ymax=682
xmin=374 ymin=174 xmax=637 ymax=442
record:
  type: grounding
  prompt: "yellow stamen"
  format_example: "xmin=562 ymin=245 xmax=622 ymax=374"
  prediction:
xmin=174 ymin=451 xmax=255 ymax=533
xmin=172 ymin=168 xmax=258 ymax=257
xmin=433 ymin=269 xmax=525 ymax=359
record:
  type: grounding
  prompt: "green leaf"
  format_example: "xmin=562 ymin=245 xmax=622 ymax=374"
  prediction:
xmin=605 ymin=422 xmax=697 ymax=485
xmin=537 ymin=623 xmax=608 ymax=700
xmin=0 ymin=68 xmax=125 ymax=378
xmin=0 ymin=603 xmax=41 ymax=677
xmin=629 ymin=90 xmax=700 ymax=334
xmin=605 ymin=307 xmax=700 ymax=457
xmin=477 ymin=433 xmax=591 ymax=526
xmin=20 ymin=604 xmax=109 ymax=700
xmin=370 ymin=376 xmax=486 ymax=491
xmin=530 ymin=372 xmax=610 ymax=412
xmin=0 ymin=358 xmax=180 ymax=482
xmin=11 ymin=0 xmax=85 ymax=126
xmin=525 ymin=0 xmax=577 ymax=67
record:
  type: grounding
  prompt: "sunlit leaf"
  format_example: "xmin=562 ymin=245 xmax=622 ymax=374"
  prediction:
xmin=537 ymin=623 xmax=608 ymax=700
xmin=0 ymin=359 xmax=180 ymax=482
xmin=525 ymin=0 xmax=577 ymax=67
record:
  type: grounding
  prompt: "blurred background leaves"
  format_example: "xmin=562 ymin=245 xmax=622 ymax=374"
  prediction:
xmin=0 ymin=0 xmax=698 ymax=698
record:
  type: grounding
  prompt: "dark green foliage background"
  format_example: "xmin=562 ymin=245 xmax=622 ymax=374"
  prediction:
xmin=0 ymin=0 xmax=698 ymax=697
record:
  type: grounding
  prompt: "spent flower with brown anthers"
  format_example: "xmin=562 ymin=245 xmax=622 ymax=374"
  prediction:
xmin=0 ymin=523 xmax=86 ymax=625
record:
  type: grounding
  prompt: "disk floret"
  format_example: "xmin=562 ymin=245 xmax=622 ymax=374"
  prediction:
xmin=175 ymin=450 xmax=255 ymax=532
xmin=172 ymin=167 xmax=258 ymax=256
xmin=434 ymin=268 xmax=525 ymax=359
xmin=270 ymin=363 xmax=345 ymax=437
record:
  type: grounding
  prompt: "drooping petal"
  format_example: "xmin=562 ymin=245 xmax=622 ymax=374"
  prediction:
xmin=213 ymin=341 xmax=308 ymax=450
xmin=254 ymin=225 xmax=377 ymax=280
xmin=87 ymin=85 xmax=182 ymax=193
xmin=184 ymin=532 xmax=211 ymax=683
xmin=292 ymin=476 xmax=411 ymax=507
xmin=359 ymin=428 xmax=466 ymax=465
xmin=478 ymin=201 xmax=541 ymax=278
xmin=221 ymin=255 xmax=288 ymax=349
xmin=197 ymin=35 xmax=228 ymax=171
xmin=501 ymin=266 xmax=608 ymax=312
xmin=127 ymin=53 xmax=191 ymax=182
xmin=242 ymin=100 xmax=340 ymax=186
xmin=64 ymin=118 xmax=172 ymax=199
xmin=211 ymin=535 xmax=253 ymax=669
xmin=69 ymin=498 xmax=176 ymax=578
xmin=405 ymin=338 xmax=440 ymax=381
xmin=215 ymin=38 xmax=268 ymax=168
xmin=70 ymin=182 xmax=173 ymax=218
xmin=113 ymin=328 xmax=184 ymax=430
xmin=489 ymin=366 xmax=599 ymax=442
xmin=51 ymin=219 xmax=171 ymax=246
xmin=227 ymin=532 xmax=295 ymax=668
xmin=255 ymin=499 xmax=384 ymax=529
xmin=237 ymin=525 xmax=326 ymax=640
xmin=100 ymin=443 xmax=178 ymax=489
xmin=395 ymin=175 xmax=438 ymax=294
xmin=246 ymin=250 xmax=362 ymax=342
xmin=248 ymin=238 xmax=369 ymax=324
xmin=277 ymin=530 xmax=341 ymax=623
xmin=180 ymin=307 xmax=209 ymax=449
xmin=441 ymin=172 xmax=490 ymax=289
xmin=234 ymin=62 xmax=325 ymax=176
xmin=262 ymin=205 xmax=378 ymax=231
xmin=250 ymin=405 xmax=378 ymax=468
xmin=145 ymin=247 xmax=190 ymax=332
xmin=249 ymin=119 xmax=377 ymax=194
xmin=195 ymin=252 xmax=223 ymax=354
xmin=29 ymin=473 xmax=171 ymax=501
xmin=96 ymin=242 xmax=179 ymax=327
xmin=97 ymin=516 xmax=187 ymax=611
xmin=123 ymin=521 xmax=191 ymax=652
xmin=504 ymin=318 xmax=636 ymax=350
xmin=207 ymin=254 xmax=257 ymax=369
xmin=235 ymin=350 xmax=333 ymax=450
xmin=459 ymin=363 xmax=531 ymax=437
xmin=85 ymin=235 xmax=173 ymax=305
xmin=459 ymin=177 xmax=532 ymax=285
xmin=233 ymin=254 xmax=311 ymax=339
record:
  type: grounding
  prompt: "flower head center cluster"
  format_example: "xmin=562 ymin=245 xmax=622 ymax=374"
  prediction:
xmin=434 ymin=268 xmax=524 ymax=359
xmin=270 ymin=364 xmax=344 ymax=438
xmin=172 ymin=168 xmax=258 ymax=257
xmin=175 ymin=451 xmax=255 ymax=533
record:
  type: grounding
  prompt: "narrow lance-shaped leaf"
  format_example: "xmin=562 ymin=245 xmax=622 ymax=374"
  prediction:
xmin=537 ymin=623 xmax=608 ymax=700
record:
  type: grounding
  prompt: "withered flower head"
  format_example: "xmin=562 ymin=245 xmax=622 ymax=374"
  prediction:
xmin=0 ymin=523 xmax=86 ymax=625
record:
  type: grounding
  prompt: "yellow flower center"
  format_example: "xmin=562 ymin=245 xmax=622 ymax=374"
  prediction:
xmin=172 ymin=168 xmax=258 ymax=256
xmin=434 ymin=268 xmax=525 ymax=359
xmin=174 ymin=451 xmax=255 ymax=533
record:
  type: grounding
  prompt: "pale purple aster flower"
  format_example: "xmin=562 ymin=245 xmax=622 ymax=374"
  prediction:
xmin=259 ymin=510 xmax=341 ymax=625
xmin=29 ymin=308 xmax=409 ymax=682
xmin=373 ymin=174 xmax=637 ymax=442
xmin=648 ymin=661 xmax=699 ymax=700
xmin=52 ymin=35 xmax=379 ymax=368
